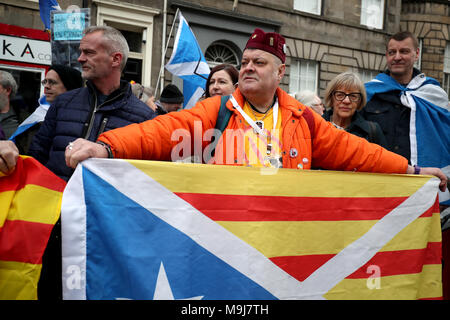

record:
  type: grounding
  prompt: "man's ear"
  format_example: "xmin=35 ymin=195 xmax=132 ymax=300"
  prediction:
xmin=111 ymin=52 xmax=123 ymax=69
xmin=414 ymin=47 xmax=420 ymax=62
xmin=278 ymin=63 xmax=286 ymax=81
xmin=5 ymin=87 xmax=12 ymax=98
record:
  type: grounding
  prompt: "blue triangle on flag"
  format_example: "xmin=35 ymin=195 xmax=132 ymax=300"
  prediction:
xmin=82 ymin=167 xmax=277 ymax=300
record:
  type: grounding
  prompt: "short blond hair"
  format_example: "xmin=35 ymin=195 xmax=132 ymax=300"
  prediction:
xmin=324 ymin=72 xmax=367 ymax=110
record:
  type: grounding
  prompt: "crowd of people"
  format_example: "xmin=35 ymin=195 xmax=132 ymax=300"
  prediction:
xmin=0 ymin=25 xmax=449 ymax=299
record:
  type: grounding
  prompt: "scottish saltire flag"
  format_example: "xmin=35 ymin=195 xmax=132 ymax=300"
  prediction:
xmin=165 ymin=12 xmax=210 ymax=109
xmin=61 ymin=159 xmax=442 ymax=300
xmin=39 ymin=0 xmax=61 ymax=31
xmin=0 ymin=156 xmax=66 ymax=299
xmin=9 ymin=95 xmax=50 ymax=143
xmin=365 ymin=73 xmax=450 ymax=205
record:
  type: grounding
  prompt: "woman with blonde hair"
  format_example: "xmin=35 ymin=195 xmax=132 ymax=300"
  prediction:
xmin=323 ymin=71 xmax=387 ymax=147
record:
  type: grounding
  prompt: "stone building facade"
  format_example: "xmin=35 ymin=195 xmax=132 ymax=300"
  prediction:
xmin=0 ymin=0 xmax=448 ymax=107
xmin=400 ymin=0 xmax=450 ymax=94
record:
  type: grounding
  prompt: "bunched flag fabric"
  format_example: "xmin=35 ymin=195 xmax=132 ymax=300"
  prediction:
xmin=9 ymin=95 xmax=50 ymax=143
xmin=165 ymin=11 xmax=210 ymax=109
xmin=0 ymin=156 xmax=66 ymax=299
xmin=365 ymin=73 xmax=450 ymax=205
xmin=39 ymin=0 xmax=61 ymax=31
xmin=61 ymin=159 xmax=442 ymax=300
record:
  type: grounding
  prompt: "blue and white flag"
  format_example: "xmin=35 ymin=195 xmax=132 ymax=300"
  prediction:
xmin=165 ymin=12 xmax=210 ymax=109
xmin=9 ymin=95 xmax=49 ymax=142
xmin=61 ymin=159 xmax=443 ymax=300
xmin=365 ymin=73 xmax=450 ymax=205
xmin=39 ymin=0 xmax=62 ymax=31
xmin=61 ymin=159 xmax=303 ymax=300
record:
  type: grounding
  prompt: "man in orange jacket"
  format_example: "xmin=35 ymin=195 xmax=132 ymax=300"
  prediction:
xmin=64 ymin=28 xmax=448 ymax=191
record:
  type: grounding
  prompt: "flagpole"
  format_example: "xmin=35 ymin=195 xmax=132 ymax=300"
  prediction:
xmin=155 ymin=8 xmax=180 ymax=96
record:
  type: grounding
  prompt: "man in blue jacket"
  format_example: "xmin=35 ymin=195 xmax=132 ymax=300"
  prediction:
xmin=27 ymin=25 xmax=156 ymax=301
xmin=362 ymin=31 xmax=449 ymax=163
xmin=29 ymin=25 xmax=156 ymax=181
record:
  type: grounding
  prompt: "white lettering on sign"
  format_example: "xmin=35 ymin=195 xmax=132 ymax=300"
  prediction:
xmin=0 ymin=34 xmax=51 ymax=65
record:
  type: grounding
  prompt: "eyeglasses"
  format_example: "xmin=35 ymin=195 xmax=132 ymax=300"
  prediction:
xmin=41 ymin=79 xmax=59 ymax=86
xmin=333 ymin=91 xmax=361 ymax=102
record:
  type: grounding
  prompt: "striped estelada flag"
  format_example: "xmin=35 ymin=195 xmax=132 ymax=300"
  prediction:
xmin=0 ymin=156 xmax=66 ymax=300
xmin=61 ymin=159 xmax=442 ymax=300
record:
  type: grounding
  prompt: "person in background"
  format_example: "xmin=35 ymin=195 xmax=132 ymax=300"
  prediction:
xmin=294 ymin=90 xmax=324 ymax=115
xmin=0 ymin=71 xmax=29 ymax=141
xmin=154 ymin=84 xmax=184 ymax=115
xmin=131 ymin=82 xmax=157 ymax=112
xmin=323 ymin=71 xmax=387 ymax=147
xmin=43 ymin=64 xmax=83 ymax=104
xmin=9 ymin=65 xmax=84 ymax=155
xmin=361 ymin=31 xmax=449 ymax=161
xmin=204 ymin=64 xmax=239 ymax=98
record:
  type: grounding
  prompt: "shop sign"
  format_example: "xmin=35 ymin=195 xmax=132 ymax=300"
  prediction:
xmin=0 ymin=34 xmax=51 ymax=65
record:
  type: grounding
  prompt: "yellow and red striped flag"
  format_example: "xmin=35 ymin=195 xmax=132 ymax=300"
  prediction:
xmin=62 ymin=159 xmax=442 ymax=300
xmin=0 ymin=156 xmax=66 ymax=300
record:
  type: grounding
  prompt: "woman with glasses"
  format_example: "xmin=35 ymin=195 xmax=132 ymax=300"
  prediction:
xmin=323 ymin=71 xmax=387 ymax=147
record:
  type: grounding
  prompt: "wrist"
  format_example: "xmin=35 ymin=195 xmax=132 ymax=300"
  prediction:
xmin=413 ymin=165 xmax=421 ymax=174
xmin=96 ymin=141 xmax=114 ymax=158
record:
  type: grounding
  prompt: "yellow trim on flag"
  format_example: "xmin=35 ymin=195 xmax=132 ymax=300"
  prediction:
xmin=323 ymin=264 xmax=442 ymax=300
xmin=129 ymin=160 xmax=432 ymax=198
xmin=1 ymin=185 xmax=62 ymax=225
xmin=217 ymin=213 xmax=441 ymax=257
xmin=217 ymin=220 xmax=377 ymax=256
xmin=0 ymin=260 xmax=41 ymax=300
xmin=381 ymin=212 xmax=441 ymax=251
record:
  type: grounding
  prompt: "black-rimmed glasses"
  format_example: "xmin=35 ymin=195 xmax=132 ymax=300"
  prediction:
xmin=41 ymin=79 xmax=58 ymax=86
xmin=333 ymin=91 xmax=361 ymax=102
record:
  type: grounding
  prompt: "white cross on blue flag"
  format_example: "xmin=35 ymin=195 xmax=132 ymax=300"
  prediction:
xmin=165 ymin=12 xmax=210 ymax=109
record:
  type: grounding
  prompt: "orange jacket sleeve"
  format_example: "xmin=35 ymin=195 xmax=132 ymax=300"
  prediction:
xmin=98 ymin=96 xmax=222 ymax=160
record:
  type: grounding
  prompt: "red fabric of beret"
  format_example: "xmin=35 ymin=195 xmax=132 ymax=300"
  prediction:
xmin=244 ymin=28 xmax=286 ymax=63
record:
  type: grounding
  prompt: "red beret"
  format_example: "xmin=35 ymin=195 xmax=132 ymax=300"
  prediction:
xmin=244 ymin=28 xmax=286 ymax=63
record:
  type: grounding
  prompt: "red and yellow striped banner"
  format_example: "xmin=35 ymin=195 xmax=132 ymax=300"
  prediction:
xmin=0 ymin=156 xmax=66 ymax=300
xmin=131 ymin=161 xmax=442 ymax=299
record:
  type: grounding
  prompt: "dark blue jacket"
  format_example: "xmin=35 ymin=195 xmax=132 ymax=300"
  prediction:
xmin=29 ymin=80 xmax=156 ymax=180
xmin=360 ymin=69 xmax=422 ymax=163
xmin=323 ymin=109 xmax=387 ymax=148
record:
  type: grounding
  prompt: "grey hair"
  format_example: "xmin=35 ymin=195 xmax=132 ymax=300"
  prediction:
xmin=294 ymin=90 xmax=319 ymax=107
xmin=131 ymin=83 xmax=154 ymax=102
xmin=83 ymin=26 xmax=129 ymax=71
xmin=0 ymin=70 xmax=18 ymax=98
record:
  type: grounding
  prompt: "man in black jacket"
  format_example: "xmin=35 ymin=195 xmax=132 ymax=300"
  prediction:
xmin=27 ymin=25 xmax=156 ymax=301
